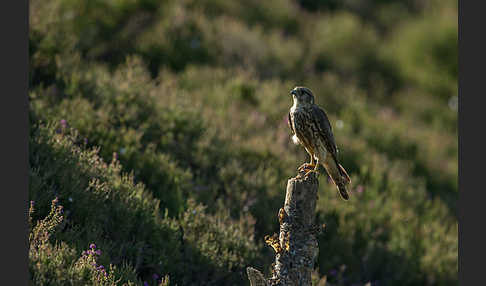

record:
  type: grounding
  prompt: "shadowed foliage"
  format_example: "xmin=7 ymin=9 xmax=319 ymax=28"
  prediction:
xmin=29 ymin=0 xmax=457 ymax=285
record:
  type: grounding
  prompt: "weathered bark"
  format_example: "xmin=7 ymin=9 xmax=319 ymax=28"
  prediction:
xmin=247 ymin=171 xmax=321 ymax=286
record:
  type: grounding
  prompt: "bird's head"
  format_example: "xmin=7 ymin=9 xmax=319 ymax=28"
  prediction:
xmin=290 ymin=86 xmax=315 ymax=106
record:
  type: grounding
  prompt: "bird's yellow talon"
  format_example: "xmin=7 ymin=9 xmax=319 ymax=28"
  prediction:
xmin=298 ymin=163 xmax=315 ymax=172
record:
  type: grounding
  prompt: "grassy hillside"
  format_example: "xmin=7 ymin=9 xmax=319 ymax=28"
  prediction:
xmin=29 ymin=0 xmax=457 ymax=285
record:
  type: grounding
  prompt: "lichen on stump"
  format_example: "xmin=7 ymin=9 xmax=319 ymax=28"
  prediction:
xmin=247 ymin=171 xmax=322 ymax=286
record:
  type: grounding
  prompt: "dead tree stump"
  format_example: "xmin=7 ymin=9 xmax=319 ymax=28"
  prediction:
xmin=247 ymin=171 xmax=321 ymax=286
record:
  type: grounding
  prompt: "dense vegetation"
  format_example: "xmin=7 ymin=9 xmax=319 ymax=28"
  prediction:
xmin=29 ymin=0 xmax=457 ymax=285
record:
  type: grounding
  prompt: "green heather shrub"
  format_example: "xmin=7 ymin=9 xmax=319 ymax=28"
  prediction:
xmin=29 ymin=0 xmax=457 ymax=285
xmin=384 ymin=2 xmax=457 ymax=101
xmin=306 ymin=12 xmax=379 ymax=73
xmin=29 ymin=198 xmax=132 ymax=285
xmin=302 ymin=12 xmax=403 ymax=99
xmin=29 ymin=122 xmax=262 ymax=285
xmin=30 ymin=57 xmax=293 ymax=236
xmin=30 ymin=57 xmax=200 ymax=215
xmin=183 ymin=0 xmax=299 ymax=33
xmin=296 ymin=0 xmax=423 ymax=29
xmin=314 ymin=154 xmax=457 ymax=285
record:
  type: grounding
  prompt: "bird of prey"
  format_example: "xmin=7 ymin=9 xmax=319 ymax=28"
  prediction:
xmin=287 ymin=86 xmax=351 ymax=200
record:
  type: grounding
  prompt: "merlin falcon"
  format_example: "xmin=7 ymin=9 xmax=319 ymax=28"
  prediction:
xmin=288 ymin=86 xmax=351 ymax=200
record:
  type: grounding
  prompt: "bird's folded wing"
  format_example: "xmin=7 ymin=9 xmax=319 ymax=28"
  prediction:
xmin=311 ymin=105 xmax=338 ymax=158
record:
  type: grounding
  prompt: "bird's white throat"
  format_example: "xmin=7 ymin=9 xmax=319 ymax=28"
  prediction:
xmin=291 ymin=134 xmax=300 ymax=145
xmin=291 ymin=98 xmax=299 ymax=109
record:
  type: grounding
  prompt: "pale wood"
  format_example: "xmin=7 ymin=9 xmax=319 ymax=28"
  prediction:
xmin=247 ymin=171 xmax=321 ymax=286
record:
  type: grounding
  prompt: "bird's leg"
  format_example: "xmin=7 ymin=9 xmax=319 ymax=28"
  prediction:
xmin=298 ymin=152 xmax=316 ymax=171
xmin=298 ymin=161 xmax=315 ymax=171
xmin=304 ymin=158 xmax=320 ymax=177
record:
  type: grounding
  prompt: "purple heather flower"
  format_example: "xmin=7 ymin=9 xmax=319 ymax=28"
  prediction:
xmin=84 ymin=138 xmax=88 ymax=145
xmin=95 ymin=249 xmax=101 ymax=255
xmin=90 ymin=243 xmax=96 ymax=249
xmin=144 ymin=282 xmax=149 ymax=286
xmin=152 ymin=273 xmax=159 ymax=280
xmin=97 ymin=265 xmax=105 ymax=270
xmin=356 ymin=185 xmax=364 ymax=194
xmin=60 ymin=119 xmax=67 ymax=129
xmin=329 ymin=269 xmax=337 ymax=276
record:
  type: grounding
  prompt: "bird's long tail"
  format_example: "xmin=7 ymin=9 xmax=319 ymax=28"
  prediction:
xmin=337 ymin=183 xmax=349 ymax=200
xmin=332 ymin=158 xmax=351 ymax=200
xmin=336 ymin=161 xmax=351 ymax=184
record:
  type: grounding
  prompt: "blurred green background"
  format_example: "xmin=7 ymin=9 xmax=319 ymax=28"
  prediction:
xmin=28 ymin=0 xmax=457 ymax=285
